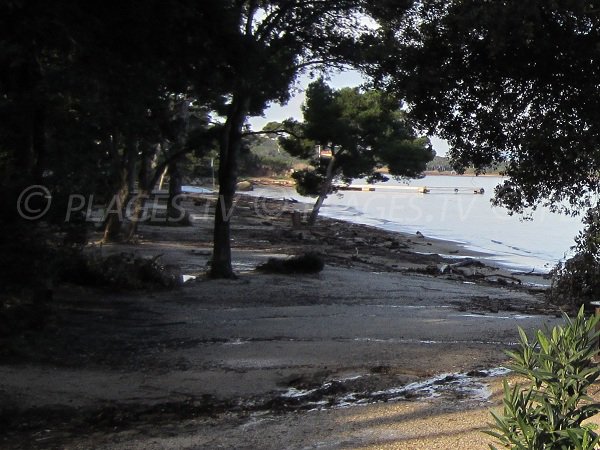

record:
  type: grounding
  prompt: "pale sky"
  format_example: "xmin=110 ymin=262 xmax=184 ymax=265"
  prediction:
xmin=247 ymin=70 xmax=449 ymax=157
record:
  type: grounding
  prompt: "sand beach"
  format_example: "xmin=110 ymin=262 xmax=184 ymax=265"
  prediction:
xmin=0 ymin=189 xmax=583 ymax=449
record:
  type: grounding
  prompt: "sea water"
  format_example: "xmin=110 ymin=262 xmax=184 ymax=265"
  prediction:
xmin=251 ymin=176 xmax=584 ymax=272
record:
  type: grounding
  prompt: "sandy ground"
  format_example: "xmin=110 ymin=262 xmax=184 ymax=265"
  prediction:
xmin=0 ymin=190 xmax=575 ymax=449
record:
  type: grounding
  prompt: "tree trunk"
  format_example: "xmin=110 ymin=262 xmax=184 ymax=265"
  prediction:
xmin=102 ymin=168 xmax=129 ymax=242
xmin=122 ymin=144 xmax=153 ymax=241
xmin=102 ymin=133 xmax=133 ymax=243
xmin=167 ymin=160 xmax=182 ymax=216
xmin=126 ymin=139 xmax=137 ymax=194
xmin=308 ymin=154 xmax=337 ymax=226
xmin=125 ymin=142 xmax=193 ymax=241
xmin=209 ymin=95 xmax=250 ymax=279
xmin=158 ymin=166 xmax=168 ymax=191
xmin=167 ymin=159 xmax=190 ymax=224
xmin=123 ymin=187 xmax=149 ymax=242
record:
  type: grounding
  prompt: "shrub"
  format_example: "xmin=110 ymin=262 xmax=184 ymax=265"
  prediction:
xmin=256 ymin=252 xmax=324 ymax=274
xmin=549 ymin=254 xmax=600 ymax=311
xmin=62 ymin=251 xmax=180 ymax=290
xmin=549 ymin=207 xmax=600 ymax=310
xmin=486 ymin=307 xmax=600 ymax=449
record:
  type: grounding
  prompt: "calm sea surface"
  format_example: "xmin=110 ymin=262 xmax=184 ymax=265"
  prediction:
xmin=251 ymin=175 xmax=584 ymax=272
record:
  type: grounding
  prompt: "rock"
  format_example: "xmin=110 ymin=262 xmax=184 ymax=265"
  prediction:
xmin=385 ymin=240 xmax=406 ymax=249
xmin=236 ymin=181 xmax=254 ymax=191
xmin=466 ymin=370 xmax=488 ymax=378
xmin=423 ymin=264 xmax=440 ymax=275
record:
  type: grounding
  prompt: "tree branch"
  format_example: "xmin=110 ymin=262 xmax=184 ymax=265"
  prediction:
xmin=291 ymin=58 xmax=352 ymax=72
xmin=149 ymin=147 xmax=192 ymax=190
xmin=242 ymin=127 xmax=303 ymax=139
xmin=245 ymin=0 xmax=258 ymax=37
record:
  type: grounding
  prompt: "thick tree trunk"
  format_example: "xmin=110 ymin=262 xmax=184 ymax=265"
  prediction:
xmin=167 ymin=160 xmax=182 ymax=216
xmin=209 ymin=95 xmax=250 ymax=279
xmin=167 ymin=159 xmax=190 ymax=224
xmin=308 ymin=154 xmax=337 ymax=226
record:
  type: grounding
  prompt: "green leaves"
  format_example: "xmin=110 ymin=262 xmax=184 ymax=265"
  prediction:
xmin=380 ymin=0 xmax=600 ymax=216
xmin=283 ymin=78 xmax=433 ymax=202
xmin=486 ymin=307 xmax=600 ymax=449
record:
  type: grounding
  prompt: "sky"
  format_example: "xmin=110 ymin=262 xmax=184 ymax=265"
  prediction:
xmin=247 ymin=70 xmax=450 ymax=157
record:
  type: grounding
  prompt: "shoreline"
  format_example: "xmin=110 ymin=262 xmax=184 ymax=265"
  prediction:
xmin=242 ymin=176 xmax=576 ymax=276
xmin=1 ymin=189 xmax=563 ymax=449
xmin=238 ymin=185 xmax=552 ymax=287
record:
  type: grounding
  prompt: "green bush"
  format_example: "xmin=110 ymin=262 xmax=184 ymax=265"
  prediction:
xmin=486 ymin=307 xmax=600 ymax=449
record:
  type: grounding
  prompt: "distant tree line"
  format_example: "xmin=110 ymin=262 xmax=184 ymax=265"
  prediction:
xmin=425 ymin=156 xmax=507 ymax=175
xmin=239 ymin=136 xmax=305 ymax=178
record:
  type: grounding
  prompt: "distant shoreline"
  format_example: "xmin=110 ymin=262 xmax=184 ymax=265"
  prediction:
xmin=246 ymin=172 xmax=506 ymax=188
xmin=423 ymin=171 xmax=505 ymax=177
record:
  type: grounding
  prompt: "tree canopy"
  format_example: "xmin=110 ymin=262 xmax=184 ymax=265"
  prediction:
xmin=280 ymin=79 xmax=433 ymax=224
xmin=0 ymin=1 xmax=218 ymax=221
xmin=1 ymin=0 xmax=425 ymax=279
xmin=203 ymin=0 xmax=418 ymax=277
xmin=372 ymin=0 xmax=600 ymax=215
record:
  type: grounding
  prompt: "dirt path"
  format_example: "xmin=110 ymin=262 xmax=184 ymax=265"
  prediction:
xmin=0 ymin=193 xmax=565 ymax=449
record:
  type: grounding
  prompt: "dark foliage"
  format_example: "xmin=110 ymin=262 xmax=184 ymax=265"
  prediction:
xmin=376 ymin=0 xmax=600 ymax=215
xmin=61 ymin=252 xmax=180 ymax=291
xmin=291 ymin=169 xmax=326 ymax=197
xmin=549 ymin=206 xmax=600 ymax=309
xmin=256 ymin=253 xmax=325 ymax=275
